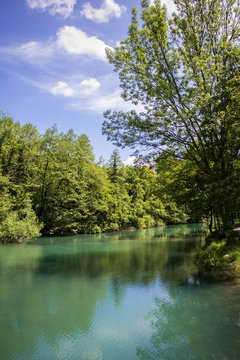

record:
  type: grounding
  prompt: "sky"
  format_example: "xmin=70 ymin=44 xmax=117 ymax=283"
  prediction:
xmin=0 ymin=0 xmax=175 ymax=163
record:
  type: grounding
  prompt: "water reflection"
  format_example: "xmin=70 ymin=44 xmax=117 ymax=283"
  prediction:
xmin=0 ymin=271 xmax=109 ymax=359
xmin=137 ymin=283 xmax=240 ymax=360
xmin=0 ymin=224 xmax=239 ymax=360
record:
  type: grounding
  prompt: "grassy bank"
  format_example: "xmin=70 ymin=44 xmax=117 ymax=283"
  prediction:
xmin=197 ymin=231 xmax=240 ymax=278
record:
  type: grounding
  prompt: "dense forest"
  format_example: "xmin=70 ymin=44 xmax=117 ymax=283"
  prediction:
xmin=0 ymin=112 xmax=194 ymax=243
xmin=1 ymin=110 xmax=239 ymax=247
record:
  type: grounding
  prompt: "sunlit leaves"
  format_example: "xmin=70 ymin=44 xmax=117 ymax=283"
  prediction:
xmin=102 ymin=0 xmax=240 ymax=231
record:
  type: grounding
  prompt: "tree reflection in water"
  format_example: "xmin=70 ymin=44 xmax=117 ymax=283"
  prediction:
xmin=3 ymin=224 xmax=230 ymax=360
xmin=137 ymin=282 xmax=240 ymax=360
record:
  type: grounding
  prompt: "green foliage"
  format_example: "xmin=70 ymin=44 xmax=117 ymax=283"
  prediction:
xmin=0 ymin=113 xmax=191 ymax=243
xmin=107 ymin=149 xmax=123 ymax=182
xmin=0 ymin=202 xmax=42 ymax=244
xmin=102 ymin=0 xmax=240 ymax=232
xmin=0 ymin=189 xmax=42 ymax=243
xmin=197 ymin=237 xmax=240 ymax=273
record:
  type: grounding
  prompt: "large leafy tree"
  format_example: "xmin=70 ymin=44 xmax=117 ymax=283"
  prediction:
xmin=102 ymin=0 xmax=240 ymax=231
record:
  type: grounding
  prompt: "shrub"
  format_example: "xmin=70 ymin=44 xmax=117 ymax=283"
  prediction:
xmin=0 ymin=198 xmax=42 ymax=243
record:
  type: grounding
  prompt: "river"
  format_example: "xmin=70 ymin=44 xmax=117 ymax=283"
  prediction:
xmin=0 ymin=224 xmax=239 ymax=359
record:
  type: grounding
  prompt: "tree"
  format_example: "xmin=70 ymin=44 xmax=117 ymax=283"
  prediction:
xmin=0 ymin=114 xmax=42 ymax=243
xmin=34 ymin=127 xmax=104 ymax=235
xmin=107 ymin=149 xmax=123 ymax=182
xmin=102 ymin=0 xmax=240 ymax=232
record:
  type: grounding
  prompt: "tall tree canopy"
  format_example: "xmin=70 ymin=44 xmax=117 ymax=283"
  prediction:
xmin=102 ymin=0 xmax=240 ymax=231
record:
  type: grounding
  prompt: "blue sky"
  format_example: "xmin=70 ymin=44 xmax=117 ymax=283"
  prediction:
xmin=0 ymin=0 xmax=175 ymax=163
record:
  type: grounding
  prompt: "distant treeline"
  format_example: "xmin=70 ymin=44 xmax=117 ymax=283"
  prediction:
xmin=0 ymin=113 xmax=192 ymax=243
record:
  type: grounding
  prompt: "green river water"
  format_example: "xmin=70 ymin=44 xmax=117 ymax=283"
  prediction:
xmin=0 ymin=224 xmax=239 ymax=360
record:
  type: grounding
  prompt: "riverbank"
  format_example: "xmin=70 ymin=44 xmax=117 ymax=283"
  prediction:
xmin=197 ymin=232 xmax=240 ymax=279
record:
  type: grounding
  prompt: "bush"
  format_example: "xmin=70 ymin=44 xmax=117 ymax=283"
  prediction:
xmin=197 ymin=237 xmax=240 ymax=274
xmin=0 ymin=198 xmax=42 ymax=243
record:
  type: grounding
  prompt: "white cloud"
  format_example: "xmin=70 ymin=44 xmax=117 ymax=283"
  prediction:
xmin=57 ymin=26 xmax=112 ymax=61
xmin=0 ymin=26 xmax=112 ymax=64
xmin=150 ymin=0 xmax=176 ymax=14
xmin=17 ymin=41 xmax=51 ymax=59
xmin=71 ymin=88 xmax=145 ymax=113
xmin=90 ymin=90 xmax=123 ymax=111
xmin=51 ymin=81 xmax=74 ymax=96
xmin=80 ymin=78 xmax=101 ymax=96
xmin=81 ymin=0 xmax=126 ymax=23
xmin=26 ymin=0 xmax=77 ymax=18
xmin=50 ymin=77 xmax=101 ymax=98
xmin=83 ymin=89 xmax=129 ymax=111
xmin=0 ymin=41 xmax=56 ymax=65
xmin=123 ymin=156 xmax=136 ymax=166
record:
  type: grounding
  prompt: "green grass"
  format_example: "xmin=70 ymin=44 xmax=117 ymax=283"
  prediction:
xmin=197 ymin=234 xmax=240 ymax=276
